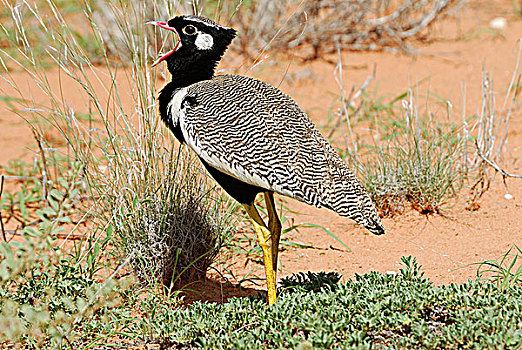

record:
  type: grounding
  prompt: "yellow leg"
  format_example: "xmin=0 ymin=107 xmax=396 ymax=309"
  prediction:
xmin=243 ymin=203 xmax=277 ymax=305
xmin=264 ymin=192 xmax=282 ymax=274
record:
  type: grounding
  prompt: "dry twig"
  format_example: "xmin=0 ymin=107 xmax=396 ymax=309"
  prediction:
xmin=475 ymin=141 xmax=522 ymax=179
xmin=328 ymin=63 xmax=376 ymax=140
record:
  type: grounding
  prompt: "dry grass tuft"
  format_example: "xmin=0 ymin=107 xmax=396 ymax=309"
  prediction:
xmin=232 ymin=0 xmax=465 ymax=60
xmin=0 ymin=0 xmax=239 ymax=291
xmin=329 ymin=41 xmax=521 ymax=216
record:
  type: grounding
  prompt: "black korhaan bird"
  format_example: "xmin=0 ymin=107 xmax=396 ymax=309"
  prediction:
xmin=149 ymin=15 xmax=385 ymax=305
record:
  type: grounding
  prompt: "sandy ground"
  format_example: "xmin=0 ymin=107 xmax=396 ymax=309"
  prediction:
xmin=0 ymin=0 xmax=520 ymax=303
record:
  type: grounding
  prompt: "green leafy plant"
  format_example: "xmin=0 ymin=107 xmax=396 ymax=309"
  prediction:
xmin=399 ymin=255 xmax=426 ymax=281
xmin=279 ymin=271 xmax=342 ymax=293
xmin=0 ymin=223 xmax=128 ymax=348
xmin=0 ymin=144 xmax=129 ymax=348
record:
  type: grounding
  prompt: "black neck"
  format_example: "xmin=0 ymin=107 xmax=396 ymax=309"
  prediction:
xmin=166 ymin=55 xmax=220 ymax=89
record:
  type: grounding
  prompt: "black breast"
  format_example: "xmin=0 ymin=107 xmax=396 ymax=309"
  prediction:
xmin=199 ymin=158 xmax=264 ymax=205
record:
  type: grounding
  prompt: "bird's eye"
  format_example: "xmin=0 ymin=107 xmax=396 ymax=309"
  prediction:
xmin=182 ymin=25 xmax=197 ymax=35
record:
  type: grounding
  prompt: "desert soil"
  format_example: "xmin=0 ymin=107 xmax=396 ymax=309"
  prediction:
xmin=0 ymin=0 xmax=520 ymax=303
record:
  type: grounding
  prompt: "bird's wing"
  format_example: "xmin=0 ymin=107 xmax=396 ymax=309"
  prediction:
xmin=178 ymin=74 xmax=378 ymax=228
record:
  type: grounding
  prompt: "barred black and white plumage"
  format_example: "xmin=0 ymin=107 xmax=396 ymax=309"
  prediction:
xmin=150 ymin=14 xmax=384 ymax=304
xmin=163 ymin=74 xmax=384 ymax=234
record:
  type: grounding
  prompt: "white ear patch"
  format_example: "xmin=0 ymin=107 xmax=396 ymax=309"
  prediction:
xmin=195 ymin=33 xmax=214 ymax=50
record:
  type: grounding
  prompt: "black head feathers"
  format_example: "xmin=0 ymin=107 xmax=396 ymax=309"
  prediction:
xmin=149 ymin=15 xmax=236 ymax=79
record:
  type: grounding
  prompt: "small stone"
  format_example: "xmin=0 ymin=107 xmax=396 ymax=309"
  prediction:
xmin=386 ymin=271 xmax=397 ymax=275
xmin=504 ymin=193 xmax=513 ymax=200
xmin=489 ymin=17 xmax=507 ymax=29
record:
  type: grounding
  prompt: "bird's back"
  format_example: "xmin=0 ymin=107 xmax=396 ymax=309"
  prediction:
xmin=175 ymin=74 xmax=383 ymax=233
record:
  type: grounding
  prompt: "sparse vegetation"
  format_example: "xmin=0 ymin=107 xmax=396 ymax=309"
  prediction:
xmin=328 ymin=45 xmax=521 ymax=216
xmin=0 ymin=0 xmax=240 ymax=346
xmin=1 ymin=0 xmax=241 ymax=289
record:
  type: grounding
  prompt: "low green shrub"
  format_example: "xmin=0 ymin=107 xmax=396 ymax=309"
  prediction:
xmin=116 ymin=258 xmax=522 ymax=349
xmin=0 ymin=231 xmax=128 ymax=348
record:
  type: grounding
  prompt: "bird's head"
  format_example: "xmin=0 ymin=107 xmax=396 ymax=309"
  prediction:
xmin=349 ymin=192 xmax=385 ymax=236
xmin=360 ymin=198 xmax=385 ymax=236
xmin=363 ymin=216 xmax=385 ymax=236
xmin=148 ymin=15 xmax=236 ymax=76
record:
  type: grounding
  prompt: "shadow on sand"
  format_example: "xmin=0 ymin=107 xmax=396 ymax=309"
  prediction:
xmin=178 ymin=276 xmax=265 ymax=305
